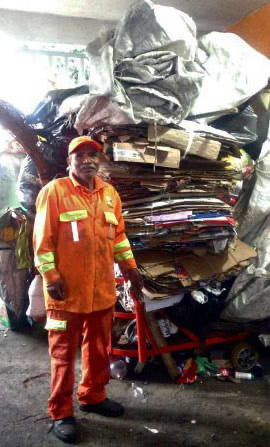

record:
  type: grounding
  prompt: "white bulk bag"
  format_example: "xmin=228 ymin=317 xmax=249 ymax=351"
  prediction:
xmin=26 ymin=275 xmax=46 ymax=321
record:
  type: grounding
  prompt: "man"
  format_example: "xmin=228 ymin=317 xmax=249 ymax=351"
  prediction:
xmin=33 ymin=136 xmax=142 ymax=443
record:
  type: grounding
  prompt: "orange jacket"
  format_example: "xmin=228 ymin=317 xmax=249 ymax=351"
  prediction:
xmin=33 ymin=174 xmax=136 ymax=313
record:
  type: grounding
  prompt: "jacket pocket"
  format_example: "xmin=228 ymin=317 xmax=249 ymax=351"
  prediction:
xmin=59 ymin=210 xmax=88 ymax=241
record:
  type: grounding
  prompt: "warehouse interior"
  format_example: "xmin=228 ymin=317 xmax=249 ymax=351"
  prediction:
xmin=0 ymin=1 xmax=270 ymax=446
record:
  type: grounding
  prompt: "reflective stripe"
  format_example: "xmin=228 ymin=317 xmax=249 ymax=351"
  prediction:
xmin=35 ymin=251 xmax=55 ymax=266
xmin=59 ymin=210 xmax=88 ymax=222
xmin=45 ymin=318 xmax=67 ymax=331
xmin=114 ymin=239 xmax=130 ymax=252
xmin=38 ymin=262 xmax=56 ymax=274
xmin=104 ymin=211 xmax=118 ymax=225
xmin=114 ymin=250 xmax=133 ymax=262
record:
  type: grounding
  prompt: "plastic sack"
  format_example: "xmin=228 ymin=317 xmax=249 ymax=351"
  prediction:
xmin=222 ymin=141 xmax=270 ymax=322
xmin=35 ymin=116 xmax=79 ymax=148
xmin=0 ymin=244 xmax=29 ymax=317
xmin=0 ymin=297 xmax=9 ymax=329
xmin=166 ymin=283 xmax=231 ymax=338
xmin=26 ymin=275 xmax=46 ymax=322
xmin=212 ymin=104 xmax=258 ymax=146
xmin=221 ymin=149 xmax=253 ymax=175
xmin=38 ymin=141 xmax=68 ymax=172
xmin=75 ymin=0 xmax=203 ymax=132
xmin=190 ymin=32 xmax=270 ymax=122
xmin=244 ymin=88 xmax=270 ymax=160
xmin=17 ymin=156 xmax=41 ymax=211
xmin=17 ymin=143 xmax=68 ymax=210
xmin=27 ymin=85 xmax=89 ymax=127
xmin=58 ymin=93 xmax=89 ymax=117
xmin=15 ymin=219 xmax=33 ymax=270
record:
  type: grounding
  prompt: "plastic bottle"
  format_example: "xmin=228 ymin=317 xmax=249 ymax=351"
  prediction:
xmin=235 ymin=372 xmax=255 ymax=380
xmin=205 ymin=370 xmax=222 ymax=377
xmin=190 ymin=290 xmax=208 ymax=304
xmin=158 ymin=318 xmax=178 ymax=338
xmin=220 ymin=368 xmax=255 ymax=380
xmin=110 ymin=359 xmax=128 ymax=380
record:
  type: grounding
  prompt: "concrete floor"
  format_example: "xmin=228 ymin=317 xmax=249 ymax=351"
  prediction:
xmin=1 ymin=325 xmax=270 ymax=447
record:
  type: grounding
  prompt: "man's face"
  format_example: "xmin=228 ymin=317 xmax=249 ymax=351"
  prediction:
xmin=68 ymin=145 xmax=101 ymax=184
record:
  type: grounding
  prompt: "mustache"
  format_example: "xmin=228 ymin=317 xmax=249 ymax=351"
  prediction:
xmin=80 ymin=164 xmax=96 ymax=170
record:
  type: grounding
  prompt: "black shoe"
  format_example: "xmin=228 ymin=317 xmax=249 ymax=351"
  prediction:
xmin=51 ymin=416 xmax=77 ymax=443
xmin=80 ymin=398 xmax=124 ymax=417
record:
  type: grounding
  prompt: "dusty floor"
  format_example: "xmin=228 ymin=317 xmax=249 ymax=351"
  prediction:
xmin=0 ymin=325 xmax=270 ymax=447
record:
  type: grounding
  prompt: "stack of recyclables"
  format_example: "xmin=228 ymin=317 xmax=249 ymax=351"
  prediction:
xmin=13 ymin=0 xmax=268 ymax=326
xmin=99 ymin=121 xmax=255 ymax=301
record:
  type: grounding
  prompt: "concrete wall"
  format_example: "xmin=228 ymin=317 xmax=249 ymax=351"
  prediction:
xmin=0 ymin=9 xmax=116 ymax=45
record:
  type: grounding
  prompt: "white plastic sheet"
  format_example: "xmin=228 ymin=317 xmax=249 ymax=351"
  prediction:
xmin=190 ymin=32 xmax=270 ymax=122
xmin=58 ymin=93 xmax=89 ymax=117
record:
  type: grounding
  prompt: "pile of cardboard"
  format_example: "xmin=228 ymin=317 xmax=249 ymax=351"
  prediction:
xmin=99 ymin=122 xmax=254 ymax=300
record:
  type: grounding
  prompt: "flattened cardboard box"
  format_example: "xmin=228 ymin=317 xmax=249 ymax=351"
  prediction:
xmin=135 ymin=241 xmax=256 ymax=283
xmin=180 ymin=240 xmax=257 ymax=281
xmin=113 ymin=143 xmax=180 ymax=169
xmin=148 ymin=124 xmax=221 ymax=161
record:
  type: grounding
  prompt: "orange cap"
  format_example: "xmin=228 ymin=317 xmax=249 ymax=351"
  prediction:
xmin=68 ymin=136 xmax=102 ymax=155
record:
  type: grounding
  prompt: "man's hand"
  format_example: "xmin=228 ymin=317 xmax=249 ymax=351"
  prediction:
xmin=125 ymin=268 xmax=143 ymax=300
xmin=47 ymin=279 xmax=65 ymax=301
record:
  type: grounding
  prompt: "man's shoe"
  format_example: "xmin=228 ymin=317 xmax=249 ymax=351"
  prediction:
xmin=80 ymin=398 xmax=124 ymax=417
xmin=52 ymin=416 xmax=77 ymax=443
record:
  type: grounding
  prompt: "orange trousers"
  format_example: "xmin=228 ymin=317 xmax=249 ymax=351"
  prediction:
xmin=47 ymin=306 xmax=114 ymax=420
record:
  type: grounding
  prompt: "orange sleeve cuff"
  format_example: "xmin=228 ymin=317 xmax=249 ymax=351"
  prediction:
xmin=118 ymin=258 xmax=137 ymax=271
xmin=42 ymin=268 xmax=61 ymax=286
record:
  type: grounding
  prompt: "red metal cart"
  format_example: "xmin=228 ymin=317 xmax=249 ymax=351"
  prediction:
xmin=110 ymin=279 xmax=258 ymax=370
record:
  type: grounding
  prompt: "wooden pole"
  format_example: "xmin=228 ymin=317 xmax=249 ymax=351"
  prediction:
xmin=146 ymin=311 xmax=180 ymax=380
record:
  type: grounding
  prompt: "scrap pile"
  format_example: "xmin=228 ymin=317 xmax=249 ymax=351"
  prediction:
xmin=76 ymin=0 xmax=268 ymax=306
xmin=98 ymin=121 xmax=254 ymax=300
xmin=0 ymin=0 xmax=269 ymax=350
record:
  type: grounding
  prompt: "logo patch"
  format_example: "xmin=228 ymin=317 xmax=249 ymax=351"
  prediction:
xmin=105 ymin=196 xmax=113 ymax=207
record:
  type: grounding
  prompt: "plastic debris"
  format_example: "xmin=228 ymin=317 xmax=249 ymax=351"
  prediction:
xmin=195 ymin=357 xmax=220 ymax=377
xmin=144 ymin=426 xmax=159 ymax=434
xmin=177 ymin=358 xmax=198 ymax=384
xmin=191 ymin=290 xmax=208 ymax=304
xmin=131 ymin=383 xmax=148 ymax=403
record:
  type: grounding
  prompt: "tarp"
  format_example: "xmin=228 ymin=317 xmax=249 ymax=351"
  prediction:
xmin=75 ymin=0 xmax=203 ymax=133
xmin=190 ymin=32 xmax=270 ymax=122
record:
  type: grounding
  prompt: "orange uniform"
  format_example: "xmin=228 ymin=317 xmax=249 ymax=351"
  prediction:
xmin=33 ymin=174 xmax=136 ymax=313
xmin=33 ymin=173 xmax=136 ymax=420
